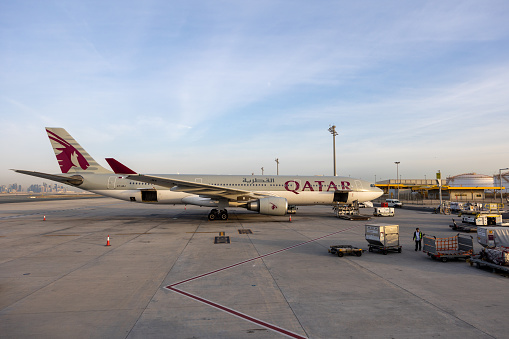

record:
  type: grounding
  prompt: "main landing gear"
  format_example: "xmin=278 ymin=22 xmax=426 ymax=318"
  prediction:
xmin=208 ymin=209 xmax=228 ymax=221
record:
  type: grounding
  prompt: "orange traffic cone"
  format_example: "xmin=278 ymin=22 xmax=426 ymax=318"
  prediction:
xmin=106 ymin=235 xmax=111 ymax=246
xmin=43 ymin=215 xmax=46 ymax=221
xmin=289 ymin=215 xmax=292 ymax=222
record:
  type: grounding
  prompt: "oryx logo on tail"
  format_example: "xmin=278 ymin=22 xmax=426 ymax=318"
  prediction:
xmin=46 ymin=129 xmax=89 ymax=173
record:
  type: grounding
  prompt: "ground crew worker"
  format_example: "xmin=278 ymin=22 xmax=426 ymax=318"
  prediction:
xmin=452 ymin=218 xmax=458 ymax=230
xmin=413 ymin=227 xmax=424 ymax=251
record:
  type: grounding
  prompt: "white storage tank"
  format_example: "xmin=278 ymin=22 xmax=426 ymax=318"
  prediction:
xmin=447 ymin=173 xmax=494 ymax=187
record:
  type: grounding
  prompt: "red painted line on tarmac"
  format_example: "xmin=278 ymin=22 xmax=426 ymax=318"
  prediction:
xmin=168 ymin=286 xmax=308 ymax=339
xmin=165 ymin=224 xmax=361 ymax=339
xmin=167 ymin=224 xmax=360 ymax=288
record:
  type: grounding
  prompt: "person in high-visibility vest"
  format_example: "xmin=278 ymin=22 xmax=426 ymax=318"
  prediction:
xmin=413 ymin=227 xmax=424 ymax=251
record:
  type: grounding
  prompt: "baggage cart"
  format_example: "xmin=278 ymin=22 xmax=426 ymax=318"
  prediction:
xmin=423 ymin=233 xmax=473 ymax=262
xmin=469 ymin=254 xmax=509 ymax=274
xmin=328 ymin=245 xmax=363 ymax=257
xmin=365 ymin=223 xmax=401 ymax=255
xmin=449 ymin=218 xmax=477 ymax=232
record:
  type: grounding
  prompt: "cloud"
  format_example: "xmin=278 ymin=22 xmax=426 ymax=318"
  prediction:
xmin=1 ymin=1 xmax=509 ymax=185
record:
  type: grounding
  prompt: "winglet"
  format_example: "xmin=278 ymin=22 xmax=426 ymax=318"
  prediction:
xmin=105 ymin=158 xmax=137 ymax=174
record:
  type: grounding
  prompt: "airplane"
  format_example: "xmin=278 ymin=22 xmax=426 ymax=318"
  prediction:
xmin=13 ymin=128 xmax=383 ymax=220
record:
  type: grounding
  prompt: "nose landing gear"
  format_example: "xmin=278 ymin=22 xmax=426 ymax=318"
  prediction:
xmin=208 ymin=209 xmax=228 ymax=221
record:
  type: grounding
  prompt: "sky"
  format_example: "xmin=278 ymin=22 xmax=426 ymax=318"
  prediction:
xmin=1 ymin=0 xmax=509 ymax=187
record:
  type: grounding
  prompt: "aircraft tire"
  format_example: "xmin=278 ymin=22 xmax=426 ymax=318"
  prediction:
xmin=208 ymin=213 xmax=216 ymax=221
xmin=220 ymin=211 xmax=228 ymax=220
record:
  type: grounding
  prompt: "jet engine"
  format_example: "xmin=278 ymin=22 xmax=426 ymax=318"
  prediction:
xmin=246 ymin=197 xmax=288 ymax=216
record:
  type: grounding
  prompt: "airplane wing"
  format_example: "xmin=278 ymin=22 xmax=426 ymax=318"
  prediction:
xmin=126 ymin=174 xmax=268 ymax=201
xmin=12 ymin=170 xmax=84 ymax=185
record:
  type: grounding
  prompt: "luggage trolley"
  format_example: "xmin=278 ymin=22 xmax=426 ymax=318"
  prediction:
xmin=470 ymin=254 xmax=509 ymax=274
xmin=423 ymin=233 xmax=473 ymax=262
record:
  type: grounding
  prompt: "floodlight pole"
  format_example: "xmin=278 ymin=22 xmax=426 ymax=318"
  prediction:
xmin=438 ymin=170 xmax=442 ymax=214
xmin=394 ymin=162 xmax=400 ymax=200
xmin=328 ymin=125 xmax=338 ymax=176
xmin=261 ymin=167 xmax=264 ymax=175
xmin=500 ymin=168 xmax=508 ymax=209
xmin=275 ymin=158 xmax=279 ymax=175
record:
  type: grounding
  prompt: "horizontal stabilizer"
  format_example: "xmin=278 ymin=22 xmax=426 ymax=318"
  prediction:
xmin=105 ymin=158 xmax=137 ymax=174
xmin=12 ymin=170 xmax=84 ymax=186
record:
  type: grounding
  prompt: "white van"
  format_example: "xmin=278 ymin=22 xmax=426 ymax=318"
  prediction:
xmin=386 ymin=199 xmax=403 ymax=208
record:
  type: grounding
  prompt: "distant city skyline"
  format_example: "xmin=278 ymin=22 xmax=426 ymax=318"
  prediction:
xmin=0 ymin=182 xmax=80 ymax=194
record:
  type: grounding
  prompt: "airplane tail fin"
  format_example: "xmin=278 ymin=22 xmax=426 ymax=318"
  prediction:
xmin=45 ymin=128 xmax=111 ymax=174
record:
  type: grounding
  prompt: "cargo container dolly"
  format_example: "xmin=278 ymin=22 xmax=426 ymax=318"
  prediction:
xmin=367 ymin=243 xmax=402 ymax=255
xmin=469 ymin=255 xmax=509 ymax=274
xmin=328 ymin=245 xmax=363 ymax=257
xmin=365 ymin=223 xmax=402 ymax=255
xmin=423 ymin=234 xmax=473 ymax=262
xmin=468 ymin=228 xmax=509 ymax=274
xmin=449 ymin=218 xmax=476 ymax=232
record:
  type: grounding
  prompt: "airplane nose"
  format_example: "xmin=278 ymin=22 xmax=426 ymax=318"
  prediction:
xmin=372 ymin=186 xmax=383 ymax=199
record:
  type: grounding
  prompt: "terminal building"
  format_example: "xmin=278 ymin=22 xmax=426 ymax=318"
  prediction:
xmin=376 ymin=173 xmax=504 ymax=202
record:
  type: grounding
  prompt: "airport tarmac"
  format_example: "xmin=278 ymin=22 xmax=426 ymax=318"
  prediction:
xmin=0 ymin=198 xmax=507 ymax=338
xmin=0 ymin=193 xmax=101 ymax=204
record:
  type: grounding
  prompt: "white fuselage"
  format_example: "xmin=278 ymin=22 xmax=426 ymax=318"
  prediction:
xmin=80 ymin=174 xmax=383 ymax=207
